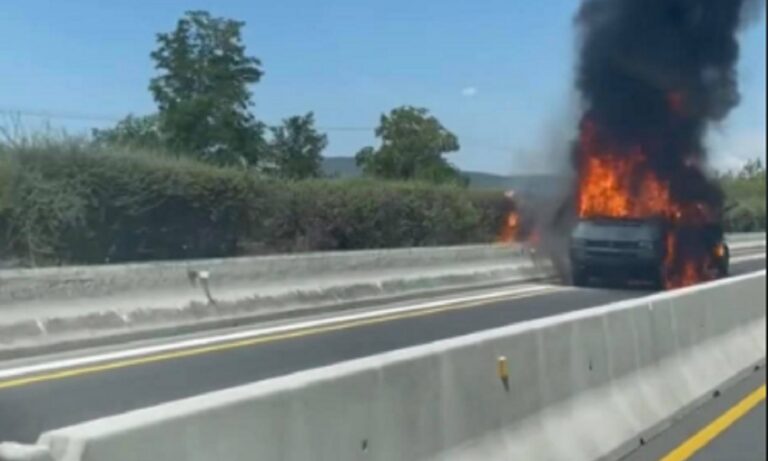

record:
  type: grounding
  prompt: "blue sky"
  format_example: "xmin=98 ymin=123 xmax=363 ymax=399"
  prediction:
xmin=0 ymin=0 xmax=764 ymax=174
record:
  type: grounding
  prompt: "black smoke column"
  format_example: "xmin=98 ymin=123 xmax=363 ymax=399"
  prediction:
xmin=574 ymin=0 xmax=762 ymax=212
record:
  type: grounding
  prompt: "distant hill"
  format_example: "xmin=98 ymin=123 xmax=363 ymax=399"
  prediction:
xmin=322 ymin=156 xmax=362 ymax=178
xmin=321 ymin=156 xmax=568 ymax=197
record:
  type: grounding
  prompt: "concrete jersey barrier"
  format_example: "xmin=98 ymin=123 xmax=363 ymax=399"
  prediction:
xmin=0 ymin=233 xmax=761 ymax=355
xmin=19 ymin=270 xmax=766 ymax=461
xmin=2 ymin=233 xmax=760 ymax=307
xmin=725 ymin=231 xmax=765 ymax=243
xmin=0 ymin=244 xmax=533 ymax=307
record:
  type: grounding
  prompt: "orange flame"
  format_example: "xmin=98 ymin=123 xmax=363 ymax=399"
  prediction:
xmin=714 ymin=243 xmax=725 ymax=258
xmin=498 ymin=210 xmax=541 ymax=248
xmin=577 ymin=120 xmax=678 ymax=220
xmin=662 ymin=233 xmax=693 ymax=288
xmin=577 ymin=154 xmax=676 ymax=219
xmin=498 ymin=212 xmax=521 ymax=244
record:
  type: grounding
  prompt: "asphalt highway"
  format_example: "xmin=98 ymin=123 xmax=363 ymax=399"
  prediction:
xmin=0 ymin=254 xmax=764 ymax=444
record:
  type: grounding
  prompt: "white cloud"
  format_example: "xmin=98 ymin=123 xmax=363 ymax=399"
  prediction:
xmin=461 ymin=86 xmax=478 ymax=97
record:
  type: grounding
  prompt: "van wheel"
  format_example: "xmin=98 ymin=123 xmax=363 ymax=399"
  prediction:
xmin=572 ymin=269 xmax=589 ymax=287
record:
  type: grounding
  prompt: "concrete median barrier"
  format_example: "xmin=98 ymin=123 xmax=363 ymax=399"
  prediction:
xmin=0 ymin=233 xmax=762 ymax=356
xmin=17 ymin=270 xmax=764 ymax=461
xmin=0 ymin=443 xmax=53 ymax=461
xmin=0 ymin=244 xmax=533 ymax=306
xmin=0 ymin=243 xmax=555 ymax=354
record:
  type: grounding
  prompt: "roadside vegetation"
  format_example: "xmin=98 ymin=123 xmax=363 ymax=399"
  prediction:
xmin=0 ymin=140 xmax=761 ymax=267
xmin=719 ymin=159 xmax=766 ymax=233
xmin=0 ymin=9 xmax=494 ymax=267
xmin=0 ymin=10 xmax=763 ymax=267
xmin=0 ymin=141 xmax=508 ymax=266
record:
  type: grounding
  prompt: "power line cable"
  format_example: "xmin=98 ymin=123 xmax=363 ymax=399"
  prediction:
xmin=0 ymin=107 xmax=519 ymax=151
xmin=0 ymin=107 xmax=376 ymax=132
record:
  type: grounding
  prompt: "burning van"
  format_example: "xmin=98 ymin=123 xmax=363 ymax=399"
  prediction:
xmin=564 ymin=0 xmax=750 ymax=289
xmin=569 ymin=217 xmax=729 ymax=289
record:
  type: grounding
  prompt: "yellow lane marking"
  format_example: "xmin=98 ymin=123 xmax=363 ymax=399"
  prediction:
xmin=0 ymin=287 xmax=556 ymax=391
xmin=660 ymin=383 xmax=766 ymax=461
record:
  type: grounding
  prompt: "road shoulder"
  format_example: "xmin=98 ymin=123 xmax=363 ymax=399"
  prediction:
xmin=622 ymin=366 xmax=766 ymax=461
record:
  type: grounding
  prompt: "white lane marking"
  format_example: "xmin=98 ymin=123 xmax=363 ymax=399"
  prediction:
xmin=0 ymin=283 xmax=563 ymax=380
xmin=731 ymin=240 xmax=766 ymax=247
xmin=731 ymin=253 xmax=766 ymax=263
xmin=1 ymin=252 xmax=762 ymax=381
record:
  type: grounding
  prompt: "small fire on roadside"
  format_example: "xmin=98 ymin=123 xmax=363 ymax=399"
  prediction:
xmin=498 ymin=209 xmax=542 ymax=259
xmin=498 ymin=211 xmax=521 ymax=244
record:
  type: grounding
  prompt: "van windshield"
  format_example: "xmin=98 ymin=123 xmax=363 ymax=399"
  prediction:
xmin=572 ymin=220 xmax=663 ymax=241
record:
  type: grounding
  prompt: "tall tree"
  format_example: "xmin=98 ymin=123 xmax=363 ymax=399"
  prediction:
xmin=149 ymin=10 xmax=265 ymax=166
xmin=739 ymin=158 xmax=765 ymax=180
xmin=268 ymin=112 xmax=327 ymax=179
xmin=355 ymin=106 xmax=464 ymax=184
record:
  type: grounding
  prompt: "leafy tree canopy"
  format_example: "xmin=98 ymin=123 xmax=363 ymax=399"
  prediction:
xmin=149 ymin=10 xmax=266 ymax=166
xmin=355 ymin=106 xmax=465 ymax=185
xmin=267 ymin=112 xmax=327 ymax=179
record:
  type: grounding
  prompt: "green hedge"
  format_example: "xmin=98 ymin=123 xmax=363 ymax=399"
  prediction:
xmin=0 ymin=147 xmax=511 ymax=266
xmin=0 ymin=155 xmax=11 ymax=259
xmin=1 ymin=148 xmax=268 ymax=264
xmin=721 ymin=174 xmax=766 ymax=233
xmin=723 ymin=202 xmax=766 ymax=233
xmin=1 ymin=145 xmax=761 ymax=267
xmin=261 ymin=180 xmax=490 ymax=252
